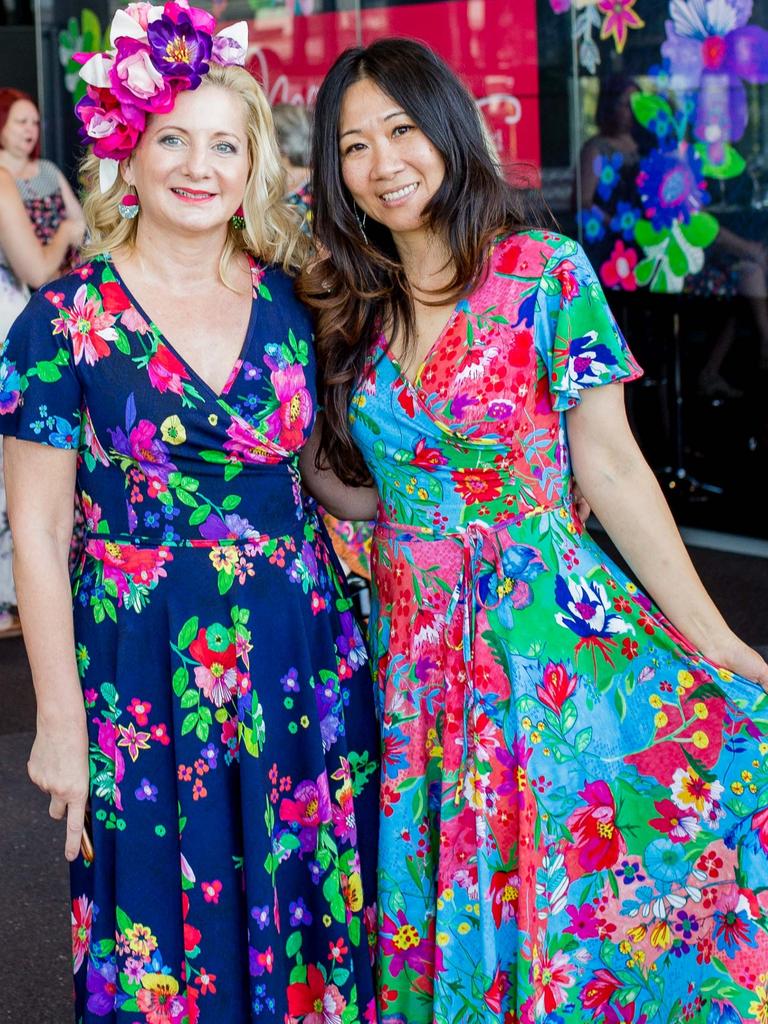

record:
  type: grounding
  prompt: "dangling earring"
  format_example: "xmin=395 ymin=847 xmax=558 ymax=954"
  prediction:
xmin=118 ymin=192 xmax=139 ymax=220
xmin=354 ymin=204 xmax=368 ymax=245
xmin=231 ymin=205 xmax=245 ymax=230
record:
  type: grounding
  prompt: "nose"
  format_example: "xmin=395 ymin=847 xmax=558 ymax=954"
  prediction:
xmin=183 ymin=140 xmax=213 ymax=180
xmin=369 ymin=139 xmax=405 ymax=181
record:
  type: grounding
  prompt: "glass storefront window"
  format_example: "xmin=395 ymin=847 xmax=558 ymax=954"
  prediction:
xmin=1 ymin=0 xmax=766 ymax=536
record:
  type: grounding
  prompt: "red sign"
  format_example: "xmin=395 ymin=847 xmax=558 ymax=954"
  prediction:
xmin=234 ymin=0 xmax=540 ymax=170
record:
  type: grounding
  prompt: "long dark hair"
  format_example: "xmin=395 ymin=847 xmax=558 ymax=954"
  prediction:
xmin=298 ymin=37 xmax=548 ymax=484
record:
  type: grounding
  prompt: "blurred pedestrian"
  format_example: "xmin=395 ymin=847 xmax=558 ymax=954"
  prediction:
xmin=272 ymin=101 xmax=313 ymax=232
xmin=0 ymin=88 xmax=86 ymax=638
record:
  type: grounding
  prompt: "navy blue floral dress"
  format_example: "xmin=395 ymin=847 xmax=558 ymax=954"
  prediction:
xmin=0 ymin=255 xmax=379 ymax=1024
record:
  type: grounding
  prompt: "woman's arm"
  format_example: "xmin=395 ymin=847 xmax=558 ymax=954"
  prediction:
xmin=55 ymin=166 xmax=85 ymax=224
xmin=566 ymin=383 xmax=768 ymax=688
xmin=3 ymin=436 xmax=89 ymax=860
xmin=299 ymin=419 xmax=379 ymax=520
xmin=0 ymin=171 xmax=84 ymax=288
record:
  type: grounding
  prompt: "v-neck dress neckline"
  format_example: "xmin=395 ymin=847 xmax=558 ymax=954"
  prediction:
xmin=107 ymin=253 xmax=259 ymax=402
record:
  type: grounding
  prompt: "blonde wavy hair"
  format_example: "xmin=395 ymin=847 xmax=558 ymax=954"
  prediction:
xmin=80 ymin=64 xmax=309 ymax=283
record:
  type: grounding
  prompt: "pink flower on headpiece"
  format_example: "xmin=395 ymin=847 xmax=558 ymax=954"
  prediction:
xmin=76 ymin=86 xmax=146 ymax=161
xmin=110 ymin=37 xmax=175 ymax=113
xmin=124 ymin=3 xmax=154 ymax=31
xmin=165 ymin=1 xmax=216 ymax=34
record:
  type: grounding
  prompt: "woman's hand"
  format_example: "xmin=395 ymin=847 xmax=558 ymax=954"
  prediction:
xmin=64 ymin=215 xmax=86 ymax=248
xmin=699 ymin=633 xmax=768 ymax=692
xmin=28 ymin=710 xmax=90 ymax=861
xmin=572 ymin=481 xmax=591 ymax=524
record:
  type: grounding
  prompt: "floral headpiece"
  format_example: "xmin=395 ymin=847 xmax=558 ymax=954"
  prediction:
xmin=74 ymin=1 xmax=248 ymax=192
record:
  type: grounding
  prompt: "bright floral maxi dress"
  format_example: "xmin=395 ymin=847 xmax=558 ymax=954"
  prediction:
xmin=0 ymin=255 xmax=379 ymax=1024
xmin=348 ymin=230 xmax=768 ymax=1024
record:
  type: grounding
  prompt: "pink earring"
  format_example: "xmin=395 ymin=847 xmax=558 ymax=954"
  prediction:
xmin=118 ymin=193 xmax=139 ymax=220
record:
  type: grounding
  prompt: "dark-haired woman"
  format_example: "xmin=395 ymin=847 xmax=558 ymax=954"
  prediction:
xmin=303 ymin=37 xmax=768 ymax=1024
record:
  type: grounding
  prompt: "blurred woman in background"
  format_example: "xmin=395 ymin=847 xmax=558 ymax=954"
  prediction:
xmin=0 ymin=91 xmax=85 ymax=636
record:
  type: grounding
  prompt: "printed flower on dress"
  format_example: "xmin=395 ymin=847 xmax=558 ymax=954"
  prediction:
xmin=223 ymin=413 xmax=285 ymax=465
xmin=85 ymin=538 xmax=173 ymax=606
xmin=147 ymin=342 xmax=191 ymax=395
xmin=279 ymin=773 xmax=333 ymax=853
xmin=648 ymin=798 xmax=701 ymax=843
xmin=536 ymin=660 xmax=578 ymax=714
xmin=751 ymin=805 xmax=768 ymax=854
xmin=579 ymin=967 xmax=621 ymax=1014
xmin=449 ymin=466 xmax=505 ymax=504
xmin=286 ymin=963 xmax=346 ymax=1024
xmin=109 ymin=417 xmax=177 ymax=484
xmin=488 ymin=867 xmax=520 ymax=928
xmin=712 ymin=885 xmax=759 ymax=956
xmin=137 ymin=971 xmax=184 ymax=1023
xmin=52 ymin=283 xmax=117 ymax=366
xmin=559 ymin=330 xmax=620 ymax=390
xmin=670 ymin=765 xmax=724 ymax=819
xmin=478 ymin=543 xmax=546 ymax=630
xmin=0 ymin=347 xmax=21 ymax=414
xmin=72 ymin=895 xmax=94 ymax=973
xmin=555 ymin=574 xmax=633 ymax=665
xmin=264 ymin=362 xmax=313 ymax=450
xmin=409 ymin=435 xmax=448 ymax=471
xmin=531 ymin=944 xmax=575 ymax=1015
xmin=189 ymin=623 xmax=238 ymax=707
xmin=566 ymin=780 xmax=626 ymax=873
xmin=483 ymin=965 xmax=510 ymax=1015
xmin=86 ymin=960 xmax=118 ymax=1016
xmin=378 ymin=909 xmax=435 ymax=978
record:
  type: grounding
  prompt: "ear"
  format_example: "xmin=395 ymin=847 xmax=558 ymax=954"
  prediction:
xmin=119 ymin=158 xmax=135 ymax=188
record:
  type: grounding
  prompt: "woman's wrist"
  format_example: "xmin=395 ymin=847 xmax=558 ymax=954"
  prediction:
xmin=35 ymin=682 xmax=86 ymax=727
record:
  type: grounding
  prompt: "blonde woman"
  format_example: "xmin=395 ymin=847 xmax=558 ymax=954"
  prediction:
xmin=0 ymin=5 xmax=378 ymax=1021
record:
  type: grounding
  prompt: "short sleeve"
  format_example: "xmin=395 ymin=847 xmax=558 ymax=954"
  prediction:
xmin=539 ymin=238 xmax=642 ymax=411
xmin=0 ymin=290 xmax=82 ymax=448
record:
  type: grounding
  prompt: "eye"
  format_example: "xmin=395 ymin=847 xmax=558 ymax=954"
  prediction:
xmin=392 ymin=124 xmax=414 ymax=138
xmin=342 ymin=141 xmax=366 ymax=157
xmin=214 ymin=141 xmax=237 ymax=154
xmin=159 ymin=134 xmax=184 ymax=147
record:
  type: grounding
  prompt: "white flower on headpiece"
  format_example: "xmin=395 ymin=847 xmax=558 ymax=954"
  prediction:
xmin=99 ymin=158 xmax=120 ymax=193
xmin=110 ymin=8 xmax=150 ymax=46
xmin=79 ymin=52 xmax=115 ymax=89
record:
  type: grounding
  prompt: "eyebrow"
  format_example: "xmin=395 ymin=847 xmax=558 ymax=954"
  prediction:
xmin=340 ymin=109 xmax=408 ymax=140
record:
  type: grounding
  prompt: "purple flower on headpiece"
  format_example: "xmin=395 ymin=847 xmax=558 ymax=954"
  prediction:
xmin=212 ymin=33 xmax=247 ymax=67
xmin=661 ymin=0 xmax=768 ymax=158
xmin=636 ymin=144 xmax=709 ymax=231
xmin=147 ymin=9 xmax=213 ymax=88
xmin=109 ymin=37 xmax=175 ymax=113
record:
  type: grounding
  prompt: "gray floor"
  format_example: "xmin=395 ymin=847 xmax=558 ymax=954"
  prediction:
xmin=2 ymin=541 xmax=767 ymax=1022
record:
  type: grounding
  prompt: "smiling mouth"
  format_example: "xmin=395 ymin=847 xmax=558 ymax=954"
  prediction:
xmin=380 ymin=182 xmax=418 ymax=203
xmin=171 ymin=188 xmax=216 ymax=201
